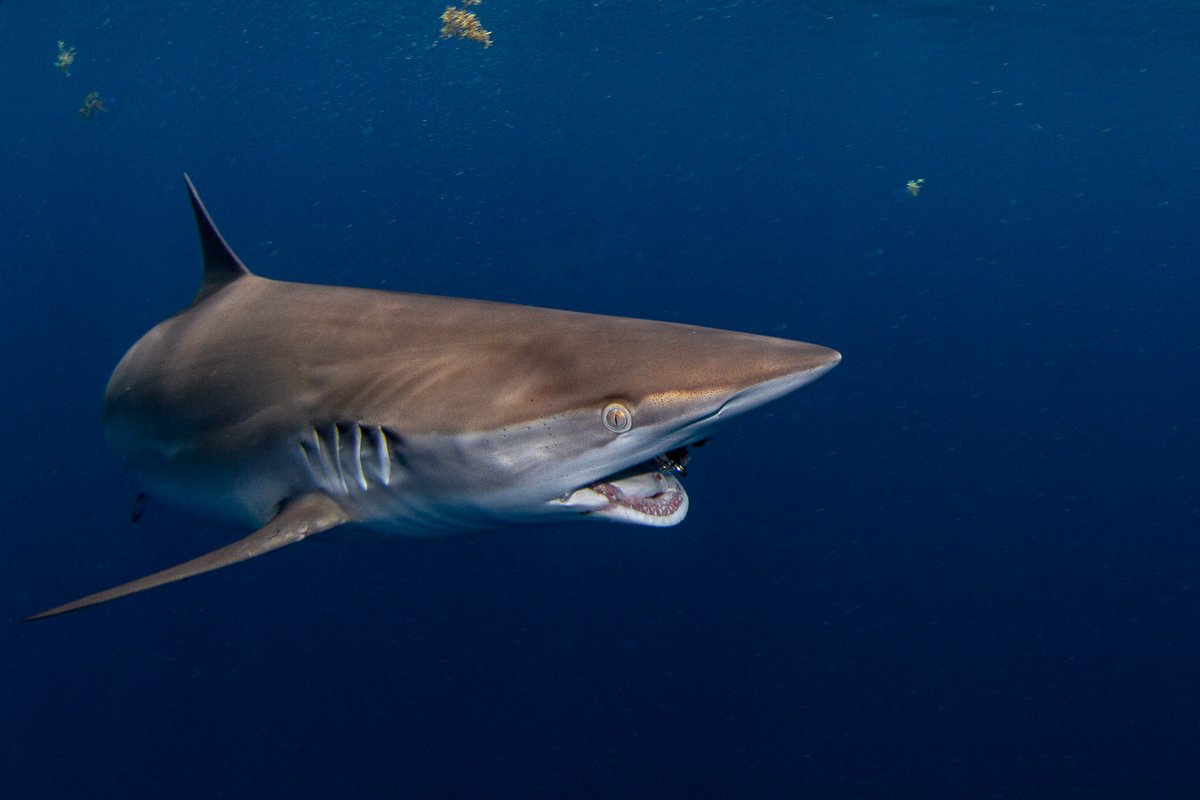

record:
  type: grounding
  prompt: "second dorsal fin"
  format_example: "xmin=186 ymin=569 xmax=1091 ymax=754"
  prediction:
xmin=183 ymin=173 xmax=251 ymax=306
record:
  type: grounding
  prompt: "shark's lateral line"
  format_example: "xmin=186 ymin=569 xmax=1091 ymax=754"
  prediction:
xmin=28 ymin=175 xmax=840 ymax=620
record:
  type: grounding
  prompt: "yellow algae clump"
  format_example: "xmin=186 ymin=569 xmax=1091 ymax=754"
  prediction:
xmin=55 ymin=40 xmax=76 ymax=75
xmin=441 ymin=4 xmax=492 ymax=48
xmin=906 ymin=178 xmax=926 ymax=197
xmin=78 ymin=90 xmax=107 ymax=119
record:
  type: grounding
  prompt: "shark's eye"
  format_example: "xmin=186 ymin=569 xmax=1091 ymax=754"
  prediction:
xmin=602 ymin=402 xmax=633 ymax=433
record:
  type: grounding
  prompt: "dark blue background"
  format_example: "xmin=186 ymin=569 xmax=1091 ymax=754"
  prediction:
xmin=4 ymin=1 xmax=1199 ymax=796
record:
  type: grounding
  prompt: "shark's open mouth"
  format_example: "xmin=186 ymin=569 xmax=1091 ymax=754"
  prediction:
xmin=587 ymin=471 xmax=688 ymax=525
xmin=556 ymin=448 xmax=691 ymax=527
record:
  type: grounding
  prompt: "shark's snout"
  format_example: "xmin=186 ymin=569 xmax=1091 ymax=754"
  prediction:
xmin=712 ymin=342 xmax=842 ymax=420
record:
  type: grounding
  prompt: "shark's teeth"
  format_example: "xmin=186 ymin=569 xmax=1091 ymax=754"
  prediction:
xmin=591 ymin=478 xmax=686 ymax=519
xmin=556 ymin=471 xmax=689 ymax=527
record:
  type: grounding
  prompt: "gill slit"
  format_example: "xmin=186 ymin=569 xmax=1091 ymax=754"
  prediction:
xmin=300 ymin=422 xmax=402 ymax=497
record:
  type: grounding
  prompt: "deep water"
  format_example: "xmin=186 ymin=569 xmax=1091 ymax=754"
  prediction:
xmin=3 ymin=1 xmax=1199 ymax=797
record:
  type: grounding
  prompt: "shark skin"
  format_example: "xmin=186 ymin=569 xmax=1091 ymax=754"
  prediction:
xmin=27 ymin=175 xmax=840 ymax=619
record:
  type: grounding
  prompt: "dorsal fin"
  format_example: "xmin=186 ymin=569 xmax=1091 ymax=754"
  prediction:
xmin=183 ymin=173 xmax=251 ymax=306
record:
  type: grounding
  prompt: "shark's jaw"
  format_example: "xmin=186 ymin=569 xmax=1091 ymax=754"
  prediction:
xmin=554 ymin=453 xmax=692 ymax=527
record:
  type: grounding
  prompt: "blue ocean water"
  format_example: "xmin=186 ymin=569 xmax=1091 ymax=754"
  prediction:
xmin=3 ymin=1 xmax=1199 ymax=796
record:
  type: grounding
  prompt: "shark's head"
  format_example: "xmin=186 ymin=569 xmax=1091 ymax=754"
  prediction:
xmin=554 ymin=336 xmax=841 ymax=527
xmin=408 ymin=313 xmax=841 ymax=530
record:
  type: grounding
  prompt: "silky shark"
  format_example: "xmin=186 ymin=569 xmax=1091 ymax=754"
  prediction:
xmin=28 ymin=176 xmax=840 ymax=620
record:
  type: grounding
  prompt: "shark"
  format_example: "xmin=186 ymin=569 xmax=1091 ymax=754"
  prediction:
xmin=28 ymin=175 xmax=840 ymax=620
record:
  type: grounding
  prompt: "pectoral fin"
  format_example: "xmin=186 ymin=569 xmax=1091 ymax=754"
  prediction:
xmin=26 ymin=493 xmax=349 ymax=621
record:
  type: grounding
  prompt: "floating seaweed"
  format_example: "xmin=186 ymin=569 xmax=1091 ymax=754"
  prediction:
xmin=55 ymin=40 xmax=76 ymax=75
xmin=440 ymin=2 xmax=492 ymax=48
xmin=78 ymin=90 xmax=106 ymax=119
